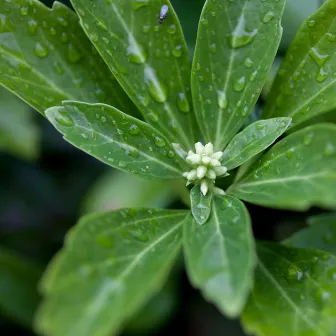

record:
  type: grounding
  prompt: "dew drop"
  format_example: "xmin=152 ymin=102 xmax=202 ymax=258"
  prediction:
xmin=307 ymin=19 xmax=316 ymax=27
xmin=81 ymin=133 xmax=89 ymax=140
xmin=96 ymin=20 xmax=108 ymax=31
xmin=176 ymin=92 xmax=190 ymax=113
xmin=324 ymin=142 xmax=335 ymax=156
xmin=172 ymin=45 xmax=182 ymax=58
xmin=34 ymin=42 xmax=49 ymax=58
xmin=167 ymin=24 xmax=176 ymax=34
xmin=233 ymin=76 xmax=246 ymax=92
xmin=67 ymin=43 xmax=82 ymax=63
xmin=326 ymin=33 xmax=336 ymax=42
xmin=50 ymin=27 xmax=56 ymax=35
xmin=27 ymin=19 xmax=38 ymax=35
xmin=244 ymin=57 xmax=254 ymax=68
xmin=217 ymin=90 xmax=228 ymax=109
xmin=309 ymin=47 xmax=329 ymax=68
xmin=53 ymin=61 xmax=64 ymax=74
xmin=101 ymin=116 xmax=107 ymax=123
xmin=118 ymin=161 xmax=126 ymax=168
xmin=57 ymin=17 xmax=68 ymax=27
xmin=142 ymin=25 xmax=150 ymax=33
xmin=303 ymin=133 xmax=314 ymax=145
xmin=55 ymin=110 xmax=74 ymax=126
xmin=210 ymin=43 xmax=217 ymax=53
xmin=286 ymin=147 xmax=294 ymax=159
xmin=229 ymin=14 xmax=258 ymax=48
xmin=154 ymin=136 xmax=166 ymax=147
xmin=128 ymin=124 xmax=140 ymax=135
xmin=249 ymin=70 xmax=257 ymax=81
xmin=256 ymin=122 xmax=266 ymax=130
xmin=201 ymin=17 xmax=208 ymax=25
xmin=263 ymin=11 xmax=275 ymax=23
xmin=19 ymin=6 xmax=28 ymax=16
xmin=127 ymin=37 xmax=147 ymax=64
xmin=145 ymin=67 xmax=168 ymax=103
xmin=316 ymin=67 xmax=328 ymax=83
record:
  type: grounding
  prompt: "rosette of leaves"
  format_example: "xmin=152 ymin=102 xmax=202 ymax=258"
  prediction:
xmin=1 ymin=0 xmax=336 ymax=335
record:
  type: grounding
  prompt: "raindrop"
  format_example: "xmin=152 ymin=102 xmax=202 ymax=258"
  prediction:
xmin=309 ymin=47 xmax=329 ymax=67
xmin=233 ymin=76 xmax=246 ymax=92
xmin=27 ymin=19 xmax=38 ymax=35
xmin=176 ymin=92 xmax=190 ymax=113
xmin=61 ymin=32 xmax=68 ymax=43
xmin=307 ymin=19 xmax=316 ymax=27
xmin=249 ymin=70 xmax=257 ymax=81
xmin=50 ymin=27 xmax=56 ymax=35
xmin=67 ymin=43 xmax=82 ymax=63
xmin=167 ymin=24 xmax=176 ymax=34
xmin=172 ymin=45 xmax=182 ymax=58
xmin=316 ymin=67 xmax=328 ymax=83
xmin=127 ymin=37 xmax=147 ymax=64
xmin=210 ymin=43 xmax=217 ymax=53
xmin=201 ymin=17 xmax=208 ymax=25
xmin=128 ymin=229 xmax=149 ymax=242
xmin=256 ymin=122 xmax=266 ymax=130
xmin=96 ymin=20 xmax=108 ymax=31
xmin=244 ymin=57 xmax=254 ymax=68
xmin=229 ymin=13 xmax=258 ymax=48
xmin=144 ymin=67 xmax=168 ymax=103
xmin=217 ymin=90 xmax=228 ymax=109
xmin=57 ymin=17 xmax=68 ymax=27
xmin=263 ymin=11 xmax=275 ymax=23
xmin=324 ymin=142 xmax=335 ymax=156
xmin=286 ymin=148 xmax=294 ymax=159
xmin=142 ymin=25 xmax=150 ymax=33
xmin=303 ymin=133 xmax=314 ymax=145
xmin=19 ymin=6 xmax=28 ymax=16
xmin=55 ymin=110 xmax=74 ymax=126
xmin=53 ymin=61 xmax=64 ymax=74
xmin=128 ymin=124 xmax=140 ymax=135
xmin=101 ymin=116 xmax=107 ymax=123
xmin=326 ymin=33 xmax=336 ymax=42
xmin=81 ymin=133 xmax=89 ymax=140
xmin=118 ymin=161 xmax=126 ymax=168
xmin=154 ymin=136 xmax=166 ymax=147
xmin=34 ymin=42 xmax=49 ymax=58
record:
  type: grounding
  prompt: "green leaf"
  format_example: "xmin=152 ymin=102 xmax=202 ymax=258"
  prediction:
xmin=35 ymin=208 xmax=187 ymax=336
xmin=242 ymin=241 xmax=336 ymax=336
xmin=191 ymin=0 xmax=286 ymax=150
xmin=0 ymin=86 xmax=40 ymax=160
xmin=284 ymin=213 xmax=336 ymax=254
xmin=0 ymin=0 xmax=134 ymax=115
xmin=222 ymin=118 xmax=291 ymax=171
xmin=0 ymin=248 xmax=42 ymax=328
xmin=228 ymin=124 xmax=336 ymax=210
xmin=183 ymin=195 xmax=256 ymax=317
xmin=70 ymin=0 xmax=198 ymax=149
xmin=46 ymin=101 xmax=185 ymax=180
xmin=263 ymin=0 xmax=336 ymax=127
xmin=190 ymin=185 xmax=212 ymax=226
xmin=82 ymin=170 xmax=177 ymax=214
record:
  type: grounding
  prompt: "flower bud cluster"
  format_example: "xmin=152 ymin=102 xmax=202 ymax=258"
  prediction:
xmin=183 ymin=142 xmax=228 ymax=195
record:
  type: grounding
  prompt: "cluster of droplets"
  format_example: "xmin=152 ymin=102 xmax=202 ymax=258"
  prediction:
xmin=183 ymin=142 xmax=228 ymax=196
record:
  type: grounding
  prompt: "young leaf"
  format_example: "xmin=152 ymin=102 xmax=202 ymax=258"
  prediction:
xmin=0 ymin=248 xmax=42 ymax=328
xmin=35 ymin=208 xmax=187 ymax=336
xmin=222 ymin=118 xmax=291 ymax=171
xmin=46 ymin=101 xmax=185 ymax=180
xmin=263 ymin=0 xmax=336 ymax=127
xmin=70 ymin=0 xmax=198 ymax=149
xmin=0 ymin=87 xmax=40 ymax=160
xmin=0 ymin=0 xmax=134 ymax=115
xmin=190 ymin=185 xmax=212 ymax=225
xmin=183 ymin=195 xmax=256 ymax=317
xmin=242 ymin=242 xmax=336 ymax=336
xmin=228 ymin=124 xmax=336 ymax=210
xmin=191 ymin=0 xmax=286 ymax=150
xmin=284 ymin=213 xmax=336 ymax=254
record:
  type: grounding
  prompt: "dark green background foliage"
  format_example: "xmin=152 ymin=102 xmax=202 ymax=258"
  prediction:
xmin=0 ymin=0 xmax=335 ymax=336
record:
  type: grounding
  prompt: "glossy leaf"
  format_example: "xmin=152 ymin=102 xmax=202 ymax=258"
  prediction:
xmin=242 ymin=242 xmax=336 ymax=336
xmin=70 ymin=0 xmax=198 ymax=149
xmin=191 ymin=0 xmax=286 ymax=150
xmin=183 ymin=195 xmax=256 ymax=317
xmin=0 ymin=0 xmax=134 ymax=115
xmin=228 ymin=124 xmax=336 ymax=210
xmin=35 ymin=208 xmax=187 ymax=336
xmin=284 ymin=213 xmax=336 ymax=254
xmin=0 ymin=86 xmax=40 ymax=160
xmin=82 ymin=170 xmax=177 ymax=214
xmin=222 ymin=118 xmax=291 ymax=171
xmin=0 ymin=248 xmax=42 ymax=328
xmin=46 ymin=101 xmax=185 ymax=180
xmin=190 ymin=185 xmax=212 ymax=226
xmin=263 ymin=0 xmax=336 ymax=127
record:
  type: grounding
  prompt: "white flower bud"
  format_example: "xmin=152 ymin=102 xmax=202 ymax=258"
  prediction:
xmin=195 ymin=142 xmax=204 ymax=155
xmin=206 ymin=169 xmax=216 ymax=179
xmin=212 ymin=187 xmax=225 ymax=195
xmin=211 ymin=151 xmax=223 ymax=160
xmin=197 ymin=165 xmax=207 ymax=179
xmin=186 ymin=154 xmax=201 ymax=164
xmin=202 ymin=156 xmax=211 ymax=164
xmin=210 ymin=159 xmax=221 ymax=167
xmin=214 ymin=166 xmax=228 ymax=176
xmin=204 ymin=143 xmax=214 ymax=155
xmin=183 ymin=172 xmax=189 ymax=178
xmin=188 ymin=150 xmax=194 ymax=156
xmin=200 ymin=180 xmax=209 ymax=195
xmin=187 ymin=169 xmax=197 ymax=180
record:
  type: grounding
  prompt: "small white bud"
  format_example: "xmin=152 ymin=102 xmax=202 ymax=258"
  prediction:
xmin=188 ymin=150 xmax=194 ymax=156
xmin=202 ymin=156 xmax=211 ymax=164
xmin=195 ymin=142 xmax=204 ymax=155
xmin=204 ymin=143 xmax=214 ymax=155
xmin=200 ymin=180 xmax=209 ymax=195
xmin=206 ymin=169 xmax=216 ymax=179
xmin=197 ymin=165 xmax=207 ymax=179
xmin=183 ymin=172 xmax=189 ymax=178
xmin=186 ymin=154 xmax=201 ymax=164
xmin=211 ymin=151 xmax=223 ymax=160
xmin=210 ymin=159 xmax=221 ymax=167
xmin=187 ymin=169 xmax=197 ymax=180
xmin=212 ymin=187 xmax=225 ymax=195
xmin=214 ymin=166 xmax=228 ymax=176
